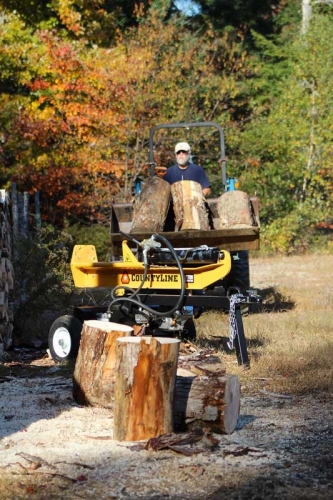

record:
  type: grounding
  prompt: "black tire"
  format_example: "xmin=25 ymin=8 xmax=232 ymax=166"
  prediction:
xmin=48 ymin=315 xmax=82 ymax=363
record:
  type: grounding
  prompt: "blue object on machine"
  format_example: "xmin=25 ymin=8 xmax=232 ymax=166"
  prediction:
xmin=226 ymin=177 xmax=238 ymax=191
xmin=134 ymin=177 xmax=143 ymax=194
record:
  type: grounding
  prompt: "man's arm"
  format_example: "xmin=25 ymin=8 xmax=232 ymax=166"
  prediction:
xmin=195 ymin=164 xmax=211 ymax=197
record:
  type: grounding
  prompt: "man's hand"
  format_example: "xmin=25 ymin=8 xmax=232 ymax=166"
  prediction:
xmin=203 ymin=187 xmax=211 ymax=197
xmin=154 ymin=166 xmax=167 ymax=177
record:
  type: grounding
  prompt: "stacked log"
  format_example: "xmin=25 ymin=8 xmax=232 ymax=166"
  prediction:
xmin=131 ymin=177 xmax=171 ymax=233
xmin=129 ymin=179 xmax=256 ymax=233
xmin=0 ymin=190 xmax=14 ymax=354
xmin=171 ymin=180 xmax=210 ymax=231
xmin=216 ymin=190 xmax=254 ymax=229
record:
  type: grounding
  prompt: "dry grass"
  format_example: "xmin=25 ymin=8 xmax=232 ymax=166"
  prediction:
xmin=195 ymin=254 xmax=333 ymax=396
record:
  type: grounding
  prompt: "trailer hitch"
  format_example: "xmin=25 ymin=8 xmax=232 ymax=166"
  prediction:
xmin=228 ymin=291 xmax=262 ymax=367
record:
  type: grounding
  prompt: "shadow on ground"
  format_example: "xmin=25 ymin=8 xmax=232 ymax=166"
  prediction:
xmin=254 ymin=286 xmax=295 ymax=313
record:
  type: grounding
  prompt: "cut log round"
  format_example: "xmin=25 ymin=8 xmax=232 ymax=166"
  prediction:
xmin=114 ymin=336 xmax=180 ymax=441
xmin=131 ymin=177 xmax=171 ymax=233
xmin=174 ymin=354 xmax=240 ymax=434
xmin=171 ymin=180 xmax=210 ymax=231
xmin=72 ymin=320 xmax=133 ymax=408
xmin=217 ymin=190 xmax=253 ymax=228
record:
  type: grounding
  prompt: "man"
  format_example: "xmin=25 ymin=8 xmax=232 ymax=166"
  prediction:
xmin=163 ymin=142 xmax=211 ymax=196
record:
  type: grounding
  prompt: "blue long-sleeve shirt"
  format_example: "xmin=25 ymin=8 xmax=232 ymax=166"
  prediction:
xmin=163 ymin=163 xmax=211 ymax=189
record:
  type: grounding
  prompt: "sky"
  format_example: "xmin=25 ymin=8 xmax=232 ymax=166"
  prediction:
xmin=174 ymin=0 xmax=201 ymax=15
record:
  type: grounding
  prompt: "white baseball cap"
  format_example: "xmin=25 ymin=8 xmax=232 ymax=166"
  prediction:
xmin=175 ymin=142 xmax=191 ymax=153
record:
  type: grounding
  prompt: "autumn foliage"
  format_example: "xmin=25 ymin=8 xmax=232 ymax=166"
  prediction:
xmin=0 ymin=1 xmax=332 ymax=252
xmin=1 ymin=5 xmax=252 ymax=223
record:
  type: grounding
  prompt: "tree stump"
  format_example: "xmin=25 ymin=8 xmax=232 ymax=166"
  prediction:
xmin=171 ymin=180 xmax=210 ymax=231
xmin=114 ymin=336 xmax=180 ymax=441
xmin=73 ymin=320 xmax=133 ymax=408
xmin=173 ymin=353 xmax=240 ymax=434
xmin=216 ymin=190 xmax=254 ymax=228
xmin=131 ymin=177 xmax=171 ymax=233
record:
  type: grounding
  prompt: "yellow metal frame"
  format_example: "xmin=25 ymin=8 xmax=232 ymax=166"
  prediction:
xmin=70 ymin=241 xmax=232 ymax=290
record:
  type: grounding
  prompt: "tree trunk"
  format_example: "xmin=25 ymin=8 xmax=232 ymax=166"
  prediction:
xmin=302 ymin=0 xmax=312 ymax=34
xmin=216 ymin=190 xmax=253 ymax=228
xmin=34 ymin=191 xmax=42 ymax=229
xmin=23 ymin=192 xmax=29 ymax=238
xmin=131 ymin=177 xmax=171 ymax=233
xmin=174 ymin=354 xmax=240 ymax=434
xmin=113 ymin=336 xmax=180 ymax=441
xmin=171 ymin=180 xmax=210 ymax=231
xmin=73 ymin=320 xmax=133 ymax=408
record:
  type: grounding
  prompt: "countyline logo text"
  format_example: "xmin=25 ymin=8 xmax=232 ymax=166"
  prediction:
xmin=131 ymin=274 xmax=179 ymax=283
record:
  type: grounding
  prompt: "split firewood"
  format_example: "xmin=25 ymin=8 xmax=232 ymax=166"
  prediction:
xmin=146 ymin=428 xmax=219 ymax=456
xmin=174 ymin=352 xmax=240 ymax=435
xmin=171 ymin=180 xmax=210 ymax=231
xmin=113 ymin=336 xmax=180 ymax=441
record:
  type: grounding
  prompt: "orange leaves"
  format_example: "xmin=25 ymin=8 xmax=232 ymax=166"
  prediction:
xmin=56 ymin=0 xmax=84 ymax=35
xmin=246 ymin=157 xmax=261 ymax=168
xmin=30 ymin=78 xmax=49 ymax=91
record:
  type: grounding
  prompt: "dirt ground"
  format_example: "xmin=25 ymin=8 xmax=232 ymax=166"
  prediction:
xmin=1 ymin=255 xmax=333 ymax=499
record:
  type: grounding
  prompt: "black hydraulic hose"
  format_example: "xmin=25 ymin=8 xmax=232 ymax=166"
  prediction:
xmin=107 ymin=233 xmax=186 ymax=318
xmin=111 ymin=229 xmax=150 ymax=301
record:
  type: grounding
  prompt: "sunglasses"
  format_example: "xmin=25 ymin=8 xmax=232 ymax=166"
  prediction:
xmin=176 ymin=150 xmax=189 ymax=155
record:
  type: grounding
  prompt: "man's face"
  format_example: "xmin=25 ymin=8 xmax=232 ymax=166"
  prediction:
xmin=176 ymin=150 xmax=190 ymax=166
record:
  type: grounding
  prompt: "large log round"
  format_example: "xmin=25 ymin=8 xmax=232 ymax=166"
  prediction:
xmin=217 ymin=190 xmax=253 ymax=228
xmin=131 ymin=177 xmax=171 ymax=233
xmin=171 ymin=180 xmax=210 ymax=231
xmin=174 ymin=358 xmax=240 ymax=435
xmin=114 ymin=336 xmax=180 ymax=442
xmin=73 ymin=320 xmax=133 ymax=408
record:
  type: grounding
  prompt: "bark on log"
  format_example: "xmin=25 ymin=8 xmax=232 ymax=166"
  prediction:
xmin=216 ymin=190 xmax=254 ymax=228
xmin=114 ymin=336 xmax=180 ymax=441
xmin=73 ymin=320 xmax=133 ymax=408
xmin=131 ymin=177 xmax=171 ymax=233
xmin=171 ymin=180 xmax=210 ymax=231
xmin=174 ymin=353 xmax=240 ymax=434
